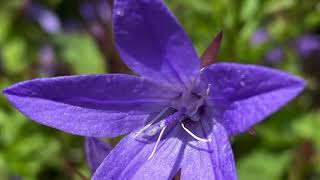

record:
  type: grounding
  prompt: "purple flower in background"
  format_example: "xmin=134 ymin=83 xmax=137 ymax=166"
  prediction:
xmin=80 ymin=0 xmax=112 ymax=25
xmin=38 ymin=44 xmax=56 ymax=77
xmin=295 ymin=35 xmax=320 ymax=59
xmin=295 ymin=34 xmax=320 ymax=78
xmin=25 ymin=3 xmax=61 ymax=34
xmin=3 ymin=0 xmax=305 ymax=179
xmin=96 ymin=0 xmax=112 ymax=25
xmin=79 ymin=1 xmax=97 ymax=23
xmin=85 ymin=137 xmax=112 ymax=174
xmin=250 ymin=28 xmax=270 ymax=46
xmin=264 ymin=47 xmax=284 ymax=65
xmin=79 ymin=0 xmax=111 ymax=51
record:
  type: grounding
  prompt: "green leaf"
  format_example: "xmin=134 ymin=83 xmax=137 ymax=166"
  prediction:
xmin=241 ymin=0 xmax=259 ymax=21
xmin=54 ymin=33 xmax=106 ymax=74
xmin=237 ymin=150 xmax=292 ymax=180
xmin=293 ymin=112 xmax=320 ymax=149
xmin=263 ymin=0 xmax=295 ymax=14
xmin=0 ymin=12 xmax=12 ymax=43
xmin=2 ymin=38 xmax=28 ymax=74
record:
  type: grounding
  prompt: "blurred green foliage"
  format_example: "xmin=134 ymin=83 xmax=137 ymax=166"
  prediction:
xmin=0 ymin=0 xmax=319 ymax=179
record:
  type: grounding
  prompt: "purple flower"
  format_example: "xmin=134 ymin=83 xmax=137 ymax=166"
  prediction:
xmin=79 ymin=1 xmax=97 ymax=23
xmin=96 ymin=0 xmax=112 ymax=25
xmin=295 ymin=35 xmax=320 ymax=59
xmin=295 ymin=34 xmax=320 ymax=78
xmin=3 ymin=0 xmax=305 ymax=179
xmin=250 ymin=28 xmax=270 ymax=46
xmin=25 ymin=3 xmax=61 ymax=34
xmin=85 ymin=137 xmax=112 ymax=174
xmin=80 ymin=0 xmax=112 ymax=25
xmin=264 ymin=47 xmax=284 ymax=65
xmin=38 ymin=44 xmax=56 ymax=77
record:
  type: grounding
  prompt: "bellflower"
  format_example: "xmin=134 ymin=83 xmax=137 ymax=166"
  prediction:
xmin=3 ymin=0 xmax=305 ymax=179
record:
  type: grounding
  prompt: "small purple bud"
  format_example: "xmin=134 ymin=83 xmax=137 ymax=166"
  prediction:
xmin=39 ymin=44 xmax=56 ymax=77
xmin=250 ymin=29 xmax=270 ymax=46
xmin=80 ymin=1 xmax=97 ymax=22
xmin=295 ymin=34 xmax=320 ymax=78
xmin=25 ymin=3 xmax=61 ymax=34
xmin=295 ymin=35 xmax=320 ymax=59
xmin=96 ymin=0 xmax=112 ymax=24
xmin=264 ymin=47 xmax=284 ymax=65
xmin=38 ymin=11 xmax=61 ymax=33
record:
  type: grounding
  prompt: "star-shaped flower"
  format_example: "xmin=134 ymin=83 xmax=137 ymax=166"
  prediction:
xmin=3 ymin=0 xmax=305 ymax=179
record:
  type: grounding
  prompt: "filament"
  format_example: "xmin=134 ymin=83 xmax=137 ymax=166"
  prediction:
xmin=148 ymin=126 xmax=167 ymax=160
xmin=181 ymin=123 xmax=211 ymax=142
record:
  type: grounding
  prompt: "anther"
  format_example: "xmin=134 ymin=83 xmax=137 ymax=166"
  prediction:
xmin=148 ymin=126 xmax=167 ymax=160
xmin=181 ymin=123 xmax=211 ymax=142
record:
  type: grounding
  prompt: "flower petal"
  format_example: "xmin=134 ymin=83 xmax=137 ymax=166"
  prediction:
xmin=85 ymin=137 xmax=112 ymax=174
xmin=181 ymin=121 xmax=237 ymax=180
xmin=92 ymin=126 xmax=186 ymax=180
xmin=201 ymin=63 xmax=305 ymax=135
xmin=113 ymin=0 xmax=200 ymax=89
xmin=3 ymin=74 xmax=179 ymax=137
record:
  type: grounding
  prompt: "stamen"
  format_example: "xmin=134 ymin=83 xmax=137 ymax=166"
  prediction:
xmin=134 ymin=107 xmax=170 ymax=138
xmin=148 ymin=126 xmax=167 ymax=160
xmin=181 ymin=123 xmax=211 ymax=142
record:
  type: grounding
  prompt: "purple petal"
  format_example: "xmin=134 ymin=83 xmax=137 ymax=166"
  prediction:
xmin=201 ymin=63 xmax=305 ymax=136
xmin=92 ymin=126 xmax=186 ymax=180
xmin=113 ymin=0 xmax=200 ymax=89
xmin=3 ymin=74 xmax=179 ymax=137
xmin=85 ymin=137 xmax=112 ymax=174
xmin=181 ymin=121 xmax=237 ymax=180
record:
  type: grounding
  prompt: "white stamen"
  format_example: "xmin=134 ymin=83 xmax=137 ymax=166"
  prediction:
xmin=181 ymin=123 xmax=211 ymax=142
xmin=148 ymin=126 xmax=167 ymax=160
xmin=134 ymin=107 xmax=169 ymax=138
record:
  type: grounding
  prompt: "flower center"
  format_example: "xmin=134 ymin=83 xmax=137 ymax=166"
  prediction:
xmin=172 ymin=88 xmax=206 ymax=122
xmin=134 ymin=84 xmax=212 ymax=160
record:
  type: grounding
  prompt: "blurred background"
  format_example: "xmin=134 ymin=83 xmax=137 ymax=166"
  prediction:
xmin=0 ymin=0 xmax=319 ymax=179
